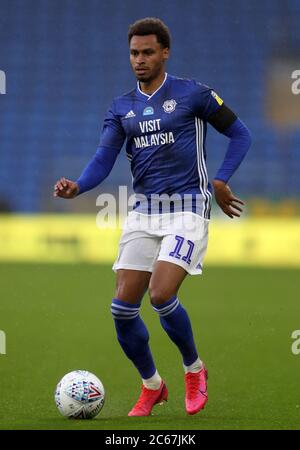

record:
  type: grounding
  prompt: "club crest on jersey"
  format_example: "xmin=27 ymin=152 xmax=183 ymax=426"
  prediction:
xmin=143 ymin=106 xmax=154 ymax=116
xmin=162 ymin=99 xmax=177 ymax=113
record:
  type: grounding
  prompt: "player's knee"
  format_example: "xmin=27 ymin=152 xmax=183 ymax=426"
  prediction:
xmin=115 ymin=276 xmax=127 ymax=300
xmin=149 ymin=286 xmax=174 ymax=306
xmin=115 ymin=275 xmax=147 ymax=304
xmin=115 ymin=284 xmax=140 ymax=304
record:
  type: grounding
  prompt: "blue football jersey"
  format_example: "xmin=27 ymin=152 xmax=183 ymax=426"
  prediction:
xmin=99 ymin=73 xmax=224 ymax=218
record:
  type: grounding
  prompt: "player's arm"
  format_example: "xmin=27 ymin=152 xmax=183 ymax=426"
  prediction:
xmin=209 ymin=111 xmax=252 ymax=218
xmin=191 ymin=84 xmax=252 ymax=218
xmin=207 ymin=105 xmax=252 ymax=218
xmin=54 ymin=101 xmax=125 ymax=199
xmin=53 ymin=146 xmax=120 ymax=198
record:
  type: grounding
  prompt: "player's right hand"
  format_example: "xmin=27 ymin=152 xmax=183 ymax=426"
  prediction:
xmin=53 ymin=177 xmax=79 ymax=199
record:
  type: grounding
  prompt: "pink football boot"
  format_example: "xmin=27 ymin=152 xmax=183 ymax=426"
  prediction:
xmin=128 ymin=381 xmax=168 ymax=417
xmin=185 ymin=365 xmax=208 ymax=415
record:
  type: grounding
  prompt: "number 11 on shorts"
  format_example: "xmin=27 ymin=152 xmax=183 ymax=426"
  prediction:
xmin=169 ymin=235 xmax=195 ymax=265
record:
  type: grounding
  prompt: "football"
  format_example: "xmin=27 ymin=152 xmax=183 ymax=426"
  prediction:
xmin=55 ymin=370 xmax=105 ymax=419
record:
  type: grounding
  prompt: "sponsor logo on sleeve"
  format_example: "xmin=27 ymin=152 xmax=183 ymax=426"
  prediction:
xmin=211 ymin=91 xmax=223 ymax=106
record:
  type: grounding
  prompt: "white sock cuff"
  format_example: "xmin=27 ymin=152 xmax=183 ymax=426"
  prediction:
xmin=142 ymin=370 xmax=162 ymax=390
xmin=152 ymin=297 xmax=179 ymax=317
xmin=183 ymin=357 xmax=203 ymax=374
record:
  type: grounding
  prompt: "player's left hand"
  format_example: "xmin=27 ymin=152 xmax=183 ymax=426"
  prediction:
xmin=212 ymin=179 xmax=244 ymax=219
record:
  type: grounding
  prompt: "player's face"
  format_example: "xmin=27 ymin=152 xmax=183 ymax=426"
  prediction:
xmin=130 ymin=35 xmax=169 ymax=82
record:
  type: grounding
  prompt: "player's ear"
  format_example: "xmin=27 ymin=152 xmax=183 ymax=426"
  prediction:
xmin=162 ymin=47 xmax=169 ymax=61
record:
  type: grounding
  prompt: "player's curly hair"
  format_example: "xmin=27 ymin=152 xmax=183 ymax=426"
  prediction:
xmin=128 ymin=17 xmax=171 ymax=49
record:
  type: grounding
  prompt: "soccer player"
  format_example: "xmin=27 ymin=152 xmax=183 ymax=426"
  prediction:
xmin=54 ymin=17 xmax=251 ymax=417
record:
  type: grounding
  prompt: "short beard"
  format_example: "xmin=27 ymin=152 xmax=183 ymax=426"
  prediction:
xmin=136 ymin=73 xmax=152 ymax=83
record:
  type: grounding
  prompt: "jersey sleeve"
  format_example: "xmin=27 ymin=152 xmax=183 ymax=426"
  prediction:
xmin=190 ymin=81 xmax=237 ymax=131
xmin=189 ymin=82 xmax=225 ymax=121
xmin=99 ymin=100 xmax=126 ymax=151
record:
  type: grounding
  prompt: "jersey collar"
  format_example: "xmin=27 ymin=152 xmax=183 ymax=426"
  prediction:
xmin=136 ymin=73 xmax=168 ymax=101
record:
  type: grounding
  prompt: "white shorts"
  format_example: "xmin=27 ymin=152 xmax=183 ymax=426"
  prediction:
xmin=112 ymin=211 xmax=209 ymax=275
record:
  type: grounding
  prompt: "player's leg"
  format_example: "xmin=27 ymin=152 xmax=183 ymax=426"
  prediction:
xmin=150 ymin=214 xmax=209 ymax=369
xmin=149 ymin=261 xmax=208 ymax=415
xmin=112 ymin=269 xmax=167 ymax=416
xmin=115 ymin=268 xmax=151 ymax=304
xmin=111 ymin=224 xmax=169 ymax=416
xmin=149 ymin=260 xmax=202 ymax=372
xmin=113 ymin=269 xmax=155 ymax=379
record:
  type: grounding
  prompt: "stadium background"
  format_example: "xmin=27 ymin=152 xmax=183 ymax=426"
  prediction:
xmin=0 ymin=0 xmax=300 ymax=430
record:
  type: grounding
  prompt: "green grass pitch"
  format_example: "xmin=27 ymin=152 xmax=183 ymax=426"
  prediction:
xmin=0 ymin=263 xmax=299 ymax=430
